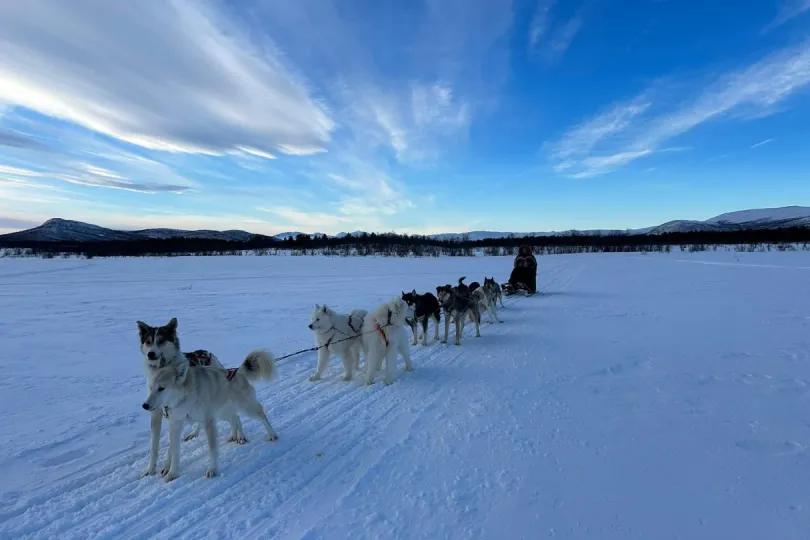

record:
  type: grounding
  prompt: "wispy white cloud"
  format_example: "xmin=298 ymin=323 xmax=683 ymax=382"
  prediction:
xmin=764 ymin=0 xmax=810 ymax=32
xmin=528 ymin=0 xmax=586 ymax=63
xmin=0 ymin=0 xmax=334 ymax=157
xmin=548 ymin=39 xmax=810 ymax=177
xmin=750 ymin=138 xmax=774 ymax=149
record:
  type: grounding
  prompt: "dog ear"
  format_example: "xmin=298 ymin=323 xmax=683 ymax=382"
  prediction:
xmin=321 ymin=305 xmax=329 ymax=313
xmin=175 ymin=361 xmax=189 ymax=383
xmin=412 ymin=289 xmax=417 ymax=295
xmin=166 ymin=317 xmax=178 ymax=332
xmin=137 ymin=321 xmax=150 ymax=338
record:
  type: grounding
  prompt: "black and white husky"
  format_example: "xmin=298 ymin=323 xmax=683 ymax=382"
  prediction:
xmin=308 ymin=304 xmax=367 ymax=381
xmin=401 ymin=289 xmax=441 ymax=346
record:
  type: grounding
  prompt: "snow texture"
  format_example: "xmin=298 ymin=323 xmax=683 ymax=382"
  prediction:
xmin=1 ymin=252 xmax=810 ymax=539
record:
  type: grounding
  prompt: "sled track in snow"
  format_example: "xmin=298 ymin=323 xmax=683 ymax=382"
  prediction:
xmin=0 ymin=259 xmax=583 ymax=540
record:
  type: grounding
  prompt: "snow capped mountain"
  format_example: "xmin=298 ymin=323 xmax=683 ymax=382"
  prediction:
xmin=646 ymin=220 xmax=726 ymax=235
xmin=1 ymin=205 xmax=809 ymax=244
xmin=706 ymin=205 xmax=810 ymax=224
xmin=0 ymin=218 xmax=143 ymax=243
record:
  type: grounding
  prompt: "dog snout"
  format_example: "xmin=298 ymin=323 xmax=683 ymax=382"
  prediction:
xmin=142 ymin=403 xmax=150 ymax=410
xmin=147 ymin=351 xmax=158 ymax=360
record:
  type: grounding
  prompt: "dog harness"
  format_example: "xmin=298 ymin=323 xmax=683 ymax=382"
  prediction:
xmin=184 ymin=350 xmax=214 ymax=367
xmin=374 ymin=309 xmax=393 ymax=347
xmin=225 ymin=368 xmax=239 ymax=381
xmin=348 ymin=315 xmax=361 ymax=333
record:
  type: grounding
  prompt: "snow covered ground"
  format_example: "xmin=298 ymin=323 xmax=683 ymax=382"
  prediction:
xmin=2 ymin=251 xmax=810 ymax=539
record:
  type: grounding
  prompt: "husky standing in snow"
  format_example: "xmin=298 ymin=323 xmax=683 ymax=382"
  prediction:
xmin=436 ymin=277 xmax=481 ymax=346
xmin=362 ymin=297 xmax=413 ymax=385
xmin=137 ymin=318 xmax=247 ymax=472
xmin=472 ymin=278 xmax=503 ymax=324
xmin=307 ymin=305 xmax=368 ymax=381
xmin=401 ymin=290 xmax=441 ymax=346
xmin=142 ymin=349 xmax=278 ymax=481
xmin=483 ymin=276 xmax=506 ymax=309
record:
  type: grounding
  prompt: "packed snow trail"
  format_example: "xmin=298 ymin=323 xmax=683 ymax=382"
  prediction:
xmin=2 ymin=252 xmax=810 ymax=539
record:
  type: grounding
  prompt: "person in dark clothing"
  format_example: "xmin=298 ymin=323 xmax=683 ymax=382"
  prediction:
xmin=508 ymin=244 xmax=537 ymax=294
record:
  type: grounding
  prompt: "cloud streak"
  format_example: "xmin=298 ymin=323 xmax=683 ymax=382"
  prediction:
xmin=528 ymin=0 xmax=585 ymax=64
xmin=0 ymin=0 xmax=334 ymax=157
xmin=548 ymin=39 xmax=810 ymax=176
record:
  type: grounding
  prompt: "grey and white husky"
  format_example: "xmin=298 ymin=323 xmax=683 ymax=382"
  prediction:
xmin=137 ymin=319 xmax=248 ymax=474
xmin=483 ymin=276 xmax=505 ymax=308
xmin=473 ymin=278 xmax=503 ymax=324
xmin=436 ymin=277 xmax=481 ymax=346
xmin=308 ymin=305 xmax=368 ymax=381
xmin=142 ymin=350 xmax=278 ymax=481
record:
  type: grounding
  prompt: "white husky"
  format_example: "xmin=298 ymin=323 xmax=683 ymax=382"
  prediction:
xmin=362 ymin=297 xmax=414 ymax=385
xmin=142 ymin=349 xmax=278 ymax=481
xmin=308 ymin=305 xmax=368 ymax=381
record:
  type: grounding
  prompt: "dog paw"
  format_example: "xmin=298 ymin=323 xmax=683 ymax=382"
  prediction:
xmin=183 ymin=434 xmax=198 ymax=442
xmin=141 ymin=467 xmax=156 ymax=478
xmin=267 ymin=433 xmax=279 ymax=442
xmin=384 ymin=377 xmax=394 ymax=385
xmin=164 ymin=471 xmax=180 ymax=482
xmin=341 ymin=374 xmax=353 ymax=381
xmin=364 ymin=378 xmax=374 ymax=386
xmin=228 ymin=435 xmax=248 ymax=444
xmin=160 ymin=467 xmax=170 ymax=477
xmin=308 ymin=373 xmax=321 ymax=382
xmin=405 ymin=365 xmax=414 ymax=372
xmin=205 ymin=469 xmax=218 ymax=479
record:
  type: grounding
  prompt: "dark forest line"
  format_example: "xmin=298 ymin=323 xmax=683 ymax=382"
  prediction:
xmin=2 ymin=227 xmax=810 ymax=258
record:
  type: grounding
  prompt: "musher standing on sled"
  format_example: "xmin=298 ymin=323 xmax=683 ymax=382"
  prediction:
xmin=506 ymin=244 xmax=537 ymax=295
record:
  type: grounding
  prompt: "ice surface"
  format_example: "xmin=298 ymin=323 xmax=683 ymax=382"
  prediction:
xmin=1 ymin=251 xmax=810 ymax=539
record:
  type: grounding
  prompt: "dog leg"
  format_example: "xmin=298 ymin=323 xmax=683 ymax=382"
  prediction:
xmin=454 ymin=315 xmax=464 ymax=346
xmin=142 ymin=409 xmax=162 ymax=477
xmin=474 ymin=309 xmax=482 ymax=337
xmin=410 ymin=323 xmax=418 ymax=346
xmin=243 ymin=399 xmax=278 ymax=441
xmin=309 ymin=346 xmax=331 ymax=381
xmin=204 ymin=416 xmax=219 ymax=478
xmin=341 ymin=352 xmax=354 ymax=381
xmin=163 ymin=419 xmax=183 ymax=481
xmin=488 ymin=302 xmax=502 ymax=324
xmin=183 ymin=422 xmax=201 ymax=442
xmin=399 ymin=338 xmax=414 ymax=372
xmin=433 ymin=313 xmax=440 ymax=341
xmin=442 ymin=313 xmax=450 ymax=344
xmin=227 ymin=414 xmax=247 ymax=444
xmin=363 ymin=348 xmax=376 ymax=385
xmin=383 ymin=347 xmax=396 ymax=385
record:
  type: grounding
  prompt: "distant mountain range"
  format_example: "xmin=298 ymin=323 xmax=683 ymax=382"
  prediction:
xmin=2 ymin=205 xmax=809 ymax=244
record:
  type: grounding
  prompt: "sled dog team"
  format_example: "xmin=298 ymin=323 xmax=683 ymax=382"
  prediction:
xmin=138 ymin=276 xmax=507 ymax=481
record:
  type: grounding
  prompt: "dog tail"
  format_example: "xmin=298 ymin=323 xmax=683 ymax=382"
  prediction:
xmin=458 ymin=276 xmax=466 ymax=286
xmin=240 ymin=349 xmax=275 ymax=382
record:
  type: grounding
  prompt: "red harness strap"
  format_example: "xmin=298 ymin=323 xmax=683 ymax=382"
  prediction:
xmin=225 ymin=368 xmax=239 ymax=381
xmin=374 ymin=322 xmax=389 ymax=347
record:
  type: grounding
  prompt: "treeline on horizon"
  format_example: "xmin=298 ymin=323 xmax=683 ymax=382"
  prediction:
xmin=2 ymin=227 xmax=810 ymax=258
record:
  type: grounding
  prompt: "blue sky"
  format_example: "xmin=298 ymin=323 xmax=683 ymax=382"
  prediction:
xmin=1 ymin=0 xmax=810 ymax=236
